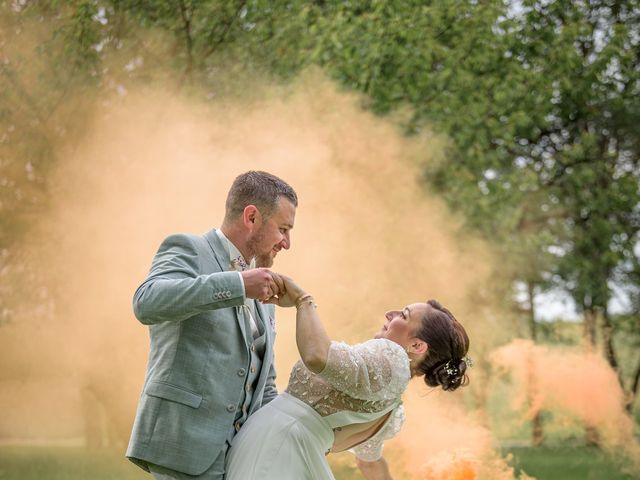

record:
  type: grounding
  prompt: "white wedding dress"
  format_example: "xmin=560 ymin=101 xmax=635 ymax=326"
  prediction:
xmin=226 ymin=338 xmax=410 ymax=480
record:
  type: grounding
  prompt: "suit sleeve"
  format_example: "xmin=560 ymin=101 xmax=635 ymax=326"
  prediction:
xmin=133 ymin=234 xmax=245 ymax=325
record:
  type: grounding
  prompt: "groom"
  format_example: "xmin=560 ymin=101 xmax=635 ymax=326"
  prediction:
xmin=126 ymin=171 xmax=297 ymax=480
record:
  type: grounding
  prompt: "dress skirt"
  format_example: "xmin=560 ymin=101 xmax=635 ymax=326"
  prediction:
xmin=226 ymin=393 xmax=335 ymax=480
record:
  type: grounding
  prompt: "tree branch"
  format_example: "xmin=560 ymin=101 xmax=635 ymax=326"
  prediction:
xmin=177 ymin=0 xmax=194 ymax=76
xmin=202 ymin=1 xmax=246 ymax=59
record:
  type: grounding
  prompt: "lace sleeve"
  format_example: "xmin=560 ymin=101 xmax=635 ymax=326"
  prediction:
xmin=351 ymin=405 xmax=406 ymax=461
xmin=318 ymin=338 xmax=410 ymax=402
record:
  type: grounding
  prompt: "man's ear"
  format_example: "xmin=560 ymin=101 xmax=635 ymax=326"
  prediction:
xmin=408 ymin=338 xmax=428 ymax=355
xmin=243 ymin=205 xmax=261 ymax=229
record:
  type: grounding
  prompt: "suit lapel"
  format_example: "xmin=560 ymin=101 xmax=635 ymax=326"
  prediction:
xmin=203 ymin=229 xmax=248 ymax=340
xmin=252 ymin=302 xmax=273 ymax=398
xmin=204 ymin=229 xmax=230 ymax=272
xmin=204 ymin=230 xmax=275 ymax=392
xmin=252 ymin=300 xmax=265 ymax=335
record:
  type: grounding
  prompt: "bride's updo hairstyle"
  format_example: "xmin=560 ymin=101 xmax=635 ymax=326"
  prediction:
xmin=414 ymin=300 xmax=470 ymax=391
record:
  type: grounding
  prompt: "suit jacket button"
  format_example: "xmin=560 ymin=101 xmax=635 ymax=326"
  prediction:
xmin=251 ymin=344 xmax=256 ymax=352
xmin=237 ymin=368 xmax=246 ymax=376
xmin=235 ymin=421 xmax=241 ymax=432
xmin=226 ymin=404 xmax=236 ymax=413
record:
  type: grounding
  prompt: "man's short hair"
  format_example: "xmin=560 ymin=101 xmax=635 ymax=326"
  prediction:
xmin=224 ymin=171 xmax=298 ymax=222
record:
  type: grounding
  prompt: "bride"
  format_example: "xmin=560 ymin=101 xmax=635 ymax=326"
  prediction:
xmin=226 ymin=275 xmax=470 ymax=480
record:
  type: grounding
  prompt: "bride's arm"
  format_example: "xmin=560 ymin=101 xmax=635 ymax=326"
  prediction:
xmin=264 ymin=274 xmax=330 ymax=373
xmin=357 ymin=457 xmax=394 ymax=480
xmin=295 ymin=294 xmax=331 ymax=373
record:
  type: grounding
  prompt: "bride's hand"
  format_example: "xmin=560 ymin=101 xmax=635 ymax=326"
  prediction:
xmin=263 ymin=273 xmax=307 ymax=308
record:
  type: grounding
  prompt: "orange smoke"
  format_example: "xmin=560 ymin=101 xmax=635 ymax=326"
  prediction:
xmin=419 ymin=449 xmax=479 ymax=480
xmin=1 ymin=14 xmax=633 ymax=480
xmin=387 ymin=382 xmax=529 ymax=480
xmin=0 ymin=71 xmax=527 ymax=479
xmin=491 ymin=339 xmax=639 ymax=459
xmin=417 ymin=448 xmax=532 ymax=480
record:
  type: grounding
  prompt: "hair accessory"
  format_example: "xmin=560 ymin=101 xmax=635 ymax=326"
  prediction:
xmin=443 ymin=356 xmax=472 ymax=377
xmin=443 ymin=360 xmax=459 ymax=377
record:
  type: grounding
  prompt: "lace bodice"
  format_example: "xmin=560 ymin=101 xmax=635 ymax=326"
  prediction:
xmin=350 ymin=404 xmax=405 ymax=461
xmin=285 ymin=338 xmax=410 ymax=460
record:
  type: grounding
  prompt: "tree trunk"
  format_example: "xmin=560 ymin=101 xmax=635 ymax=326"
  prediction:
xmin=81 ymin=383 xmax=109 ymax=448
xmin=627 ymin=354 xmax=640 ymax=413
xmin=601 ymin=306 xmax=626 ymax=395
xmin=527 ymin=281 xmax=537 ymax=342
xmin=532 ymin=411 xmax=544 ymax=446
xmin=582 ymin=306 xmax=601 ymax=446
xmin=601 ymin=307 xmax=618 ymax=369
xmin=526 ymin=281 xmax=544 ymax=445
xmin=178 ymin=0 xmax=195 ymax=78
xmin=583 ymin=307 xmax=597 ymax=347
xmin=585 ymin=425 xmax=600 ymax=447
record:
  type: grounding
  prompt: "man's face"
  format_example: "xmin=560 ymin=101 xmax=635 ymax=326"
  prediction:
xmin=247 ymin=197 xmax=296 ymax=267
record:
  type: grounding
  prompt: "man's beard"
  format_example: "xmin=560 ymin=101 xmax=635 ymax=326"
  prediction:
xmin=246 ymin=226 xmax=274 ymax=268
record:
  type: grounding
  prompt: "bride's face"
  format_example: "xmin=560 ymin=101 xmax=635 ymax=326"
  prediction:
xmin=374 ymin=302 xmax=428 ymax=348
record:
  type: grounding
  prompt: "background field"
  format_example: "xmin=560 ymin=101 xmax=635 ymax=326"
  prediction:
xmin=0 ymin=446 xmax=636 ymax=480
xmin=1 ymin=2 xmax=639 ymax=479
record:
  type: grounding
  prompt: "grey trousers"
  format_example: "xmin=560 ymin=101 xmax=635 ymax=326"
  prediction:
xmin=148 ymin=443 xmax=229 ymax=480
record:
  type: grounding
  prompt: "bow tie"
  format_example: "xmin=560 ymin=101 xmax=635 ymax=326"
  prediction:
xmin=230 ymin=256 xmax=250 ymax=272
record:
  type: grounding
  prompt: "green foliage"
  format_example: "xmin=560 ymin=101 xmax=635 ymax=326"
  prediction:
xmin=2 ymin=0 xmax=640 ymax=392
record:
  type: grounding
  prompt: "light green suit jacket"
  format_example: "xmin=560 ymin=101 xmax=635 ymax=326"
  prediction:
xmin=126 ymin=229 xmax=277 ymax=475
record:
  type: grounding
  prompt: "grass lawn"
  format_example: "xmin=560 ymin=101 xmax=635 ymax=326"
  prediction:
xmin=0 ymin=447 xmax=147 ymax=480
xmin=0 ymin=445 xmax=636 ymax=479
xmin=504 ymin=446 xmax=637 ymax=480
